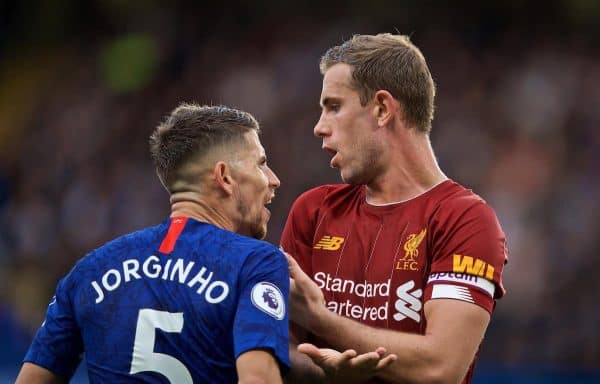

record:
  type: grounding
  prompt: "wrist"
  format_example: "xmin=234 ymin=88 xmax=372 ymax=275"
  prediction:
xmin=305 ymin=304 xmax=333 ymax=337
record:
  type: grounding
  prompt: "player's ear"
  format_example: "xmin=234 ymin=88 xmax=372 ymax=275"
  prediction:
xmin=213 ymin=161 xmax=235 ymax=196
xmin=374 ymin=90 xmax=399 ymax=127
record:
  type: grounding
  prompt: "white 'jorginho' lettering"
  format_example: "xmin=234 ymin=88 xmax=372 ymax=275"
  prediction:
xmin=91 ymin=255 xmax=229 ymax=305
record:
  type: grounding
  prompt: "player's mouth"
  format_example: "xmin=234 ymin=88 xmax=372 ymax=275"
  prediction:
xmin=323 ymin=145 xmax=339 ymax=168
xmin=330 ymin=152 xmax=340 ymax=169
xmin=263 ymin=196 xmax=274 ymax=217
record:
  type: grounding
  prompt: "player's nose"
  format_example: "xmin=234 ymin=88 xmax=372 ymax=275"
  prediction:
xmin=314 ymin=113 xmax=330 ymax=138
xmin=266 ymin=166 xmax=280 ymax=189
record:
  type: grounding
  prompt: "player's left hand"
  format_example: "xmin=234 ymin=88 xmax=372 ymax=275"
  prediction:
xmin=297 ymin=343 xmax=397 ymax=384
xmin=284 ymin=252 xmax=326 ymax=329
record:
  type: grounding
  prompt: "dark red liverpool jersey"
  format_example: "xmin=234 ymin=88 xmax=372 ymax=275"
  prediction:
xmin=281 ymin=180 xmax=507 ymax=384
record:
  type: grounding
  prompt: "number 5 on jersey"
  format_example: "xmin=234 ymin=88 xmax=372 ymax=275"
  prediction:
xmin=130 ymin=309 xmax=192 ymax=383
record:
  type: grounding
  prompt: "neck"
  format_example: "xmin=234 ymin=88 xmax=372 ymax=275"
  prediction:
xmin=169 ymin=191 xmax=235 ymax=232
xmin=366 ymin=130 xmax=447 ymax=204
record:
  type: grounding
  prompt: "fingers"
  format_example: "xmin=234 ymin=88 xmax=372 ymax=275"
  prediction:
xmin=375 ymin=353 xmax=397 ymax=369
xmin=283 ymin=250 xmax=301 ymax=292
xmin=285 ymin=252 xmax=303 ymax=278
xmin=339 ymin=348 xmax=358 ymax=361
xmin=348 ymin=350 xmax=382 ymax=369
xmin=297 ymin=343 xmax=320 ymax=357
xmin=279 ymin=247 xmax=299 ymax=276
xmin=285 ymin=252 xmax=314 ymax=290
xmin=299 ymin=342 xmax=396 ymax=383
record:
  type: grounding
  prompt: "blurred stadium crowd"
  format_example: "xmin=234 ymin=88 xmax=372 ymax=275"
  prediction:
xmin=1 ymin=0 xmax=599 ymax=381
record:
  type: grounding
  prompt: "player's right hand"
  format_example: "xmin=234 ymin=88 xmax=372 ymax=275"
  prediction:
xmin=284 ymin=252 xmax=326 ymax=329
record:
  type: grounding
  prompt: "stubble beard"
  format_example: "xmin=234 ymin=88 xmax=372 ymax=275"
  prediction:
xmin=340 ymin=143 xmax=381 ymax=186
xmin=235 ymin=197 xmax=266 ymax=240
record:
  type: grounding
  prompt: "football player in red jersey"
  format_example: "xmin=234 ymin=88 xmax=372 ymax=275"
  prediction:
xmin=282 ymin=34 xmax=508 ymax=384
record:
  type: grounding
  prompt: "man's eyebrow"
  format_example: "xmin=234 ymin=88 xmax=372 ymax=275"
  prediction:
xmin=320 ymin=97 xmax=337 ymax=108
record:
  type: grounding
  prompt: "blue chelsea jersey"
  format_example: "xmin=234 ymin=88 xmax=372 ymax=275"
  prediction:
xmin=24 ymin=217 xmax=290 ymax=383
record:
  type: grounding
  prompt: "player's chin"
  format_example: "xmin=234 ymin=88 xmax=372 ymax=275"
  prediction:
xmin=263 ymin=206 xmax=272 ymax=220
xmin=251 ymin=216 xmax=269 ymax=240
xmin=341 ymin=167 xmax=369 ymax=185
xmin=253 ymin=225 xmax=267 ymax=240
xmin=340 ymin=169 xmax=357 ymax=184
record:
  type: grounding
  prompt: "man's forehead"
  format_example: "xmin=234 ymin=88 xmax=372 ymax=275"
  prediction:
xmin=321 ymin=64 xmax=354 ymax=99
xmin=323 ymin=64 xmax=353 ymax=87
xmin=244 ymin=130 xmax=265 ymax=155
xmin=245 ymin=129 xmax=260 ymax=145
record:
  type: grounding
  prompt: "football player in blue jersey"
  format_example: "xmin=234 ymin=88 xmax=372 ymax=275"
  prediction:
xmin=16 ymin=104 xmax=288 ymax=383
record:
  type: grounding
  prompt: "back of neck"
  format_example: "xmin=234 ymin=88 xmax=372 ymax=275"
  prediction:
xmin=170 ymin=192 xmax=234 ymax=232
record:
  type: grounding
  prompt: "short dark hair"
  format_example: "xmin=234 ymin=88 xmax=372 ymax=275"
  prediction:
xmin=320 ymin=33 xmax=436 ymax=132
xmin=149 ymin=103 xmax=259 ymax=191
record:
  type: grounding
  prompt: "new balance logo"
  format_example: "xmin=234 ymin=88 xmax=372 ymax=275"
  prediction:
xmin=314 ymin=236 xmax=345 ymax=251
xmin=393 ymin=280 xmax=422 ymax=322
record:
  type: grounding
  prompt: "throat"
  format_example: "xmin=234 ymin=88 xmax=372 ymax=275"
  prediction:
xmin=365 ymin=176 xmax=448 ymax=205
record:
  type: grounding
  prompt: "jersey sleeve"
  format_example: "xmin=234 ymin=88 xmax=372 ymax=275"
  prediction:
xmin=234 ymin=245 xmax=290 ymax=373
xmin=425 ymin=199 xmax=508 ymax=313
xmin=280 ymin=187 xmax=329 ymax=276
xmin=23 ymin=270 xmax=83 ymax=378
